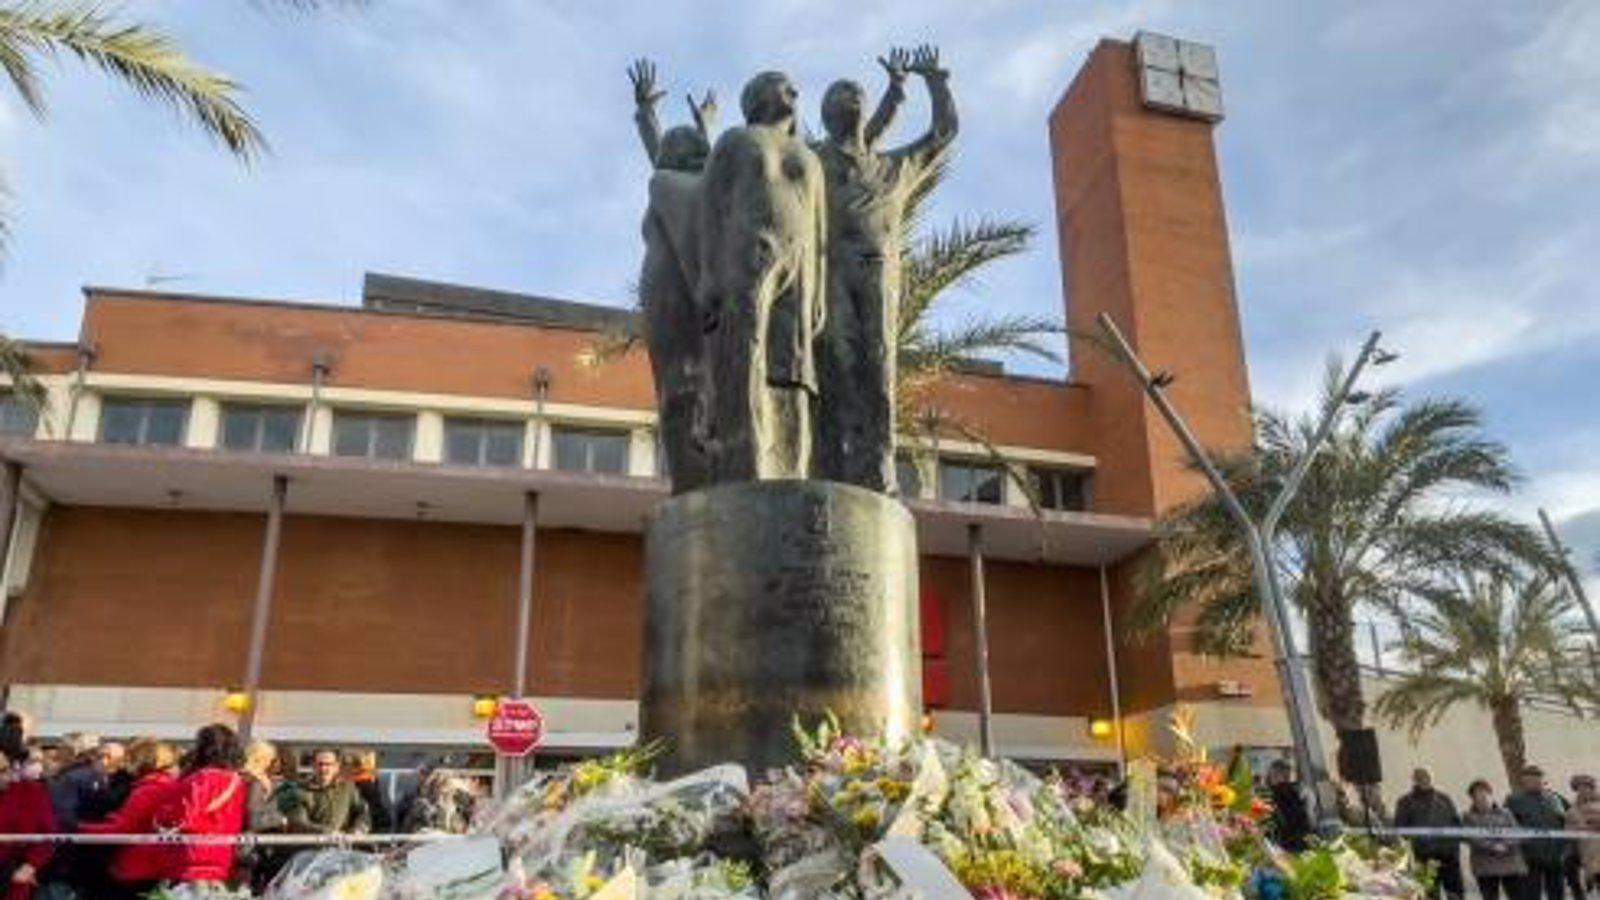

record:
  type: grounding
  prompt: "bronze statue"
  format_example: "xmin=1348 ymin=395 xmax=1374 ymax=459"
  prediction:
xmin=813 ymin=45 xmax=957 ymax=493
xmin=630 ymin=50 xmax=956 ymax=494
xmin=693 ymin=71 xmax=827 ymax=483
xmin=629 ymin=59 xmax=717 ymax=492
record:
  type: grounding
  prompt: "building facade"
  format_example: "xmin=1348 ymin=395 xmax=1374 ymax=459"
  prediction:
xmin=0 ymin=39 xmax=1294 ymax=768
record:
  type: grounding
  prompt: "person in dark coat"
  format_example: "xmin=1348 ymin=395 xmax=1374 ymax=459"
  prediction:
xmin=279 ymin=748 xmax=369 ymax=834
xmin=45 ymin=732 xmax=108 ymax=894
xmin=1507 ymin=764 xmax=1571 ymax=900
xmin=344 ymin=748 xmax=391 ymax=833
xmin=0 ymin=749 xmax=57 ymax=900
xmin=0 ymin=716 xmax=27 ymax=766
xmin=1462 ymin=779 xmax=1527 ymax=900
xmin=1266 ymin=759 xmax=1313 ymax=853
xmin=1394 ymin=767 xmax=1464 ymax=900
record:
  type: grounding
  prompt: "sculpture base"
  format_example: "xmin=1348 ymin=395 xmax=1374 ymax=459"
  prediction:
xmin=640 ymin=480 xmax=921 ymax=776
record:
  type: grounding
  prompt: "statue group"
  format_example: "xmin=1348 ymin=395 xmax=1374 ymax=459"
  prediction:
xmin=631 ymin=48 xmax=958 ymax=494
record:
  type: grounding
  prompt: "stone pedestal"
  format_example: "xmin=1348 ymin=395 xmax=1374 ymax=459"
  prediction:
xmin=640 ymin=480 xmax=921 ymax=775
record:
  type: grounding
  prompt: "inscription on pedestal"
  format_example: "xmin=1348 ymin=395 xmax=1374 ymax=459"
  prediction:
xmin=640 ymin=480 xmax=921 ymax=775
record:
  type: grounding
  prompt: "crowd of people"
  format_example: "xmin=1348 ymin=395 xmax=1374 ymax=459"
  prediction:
xmin=0 ymin=713 xmax=485 ymax=898
xmin=1387 ymin=764 xmax=1600 ymax=900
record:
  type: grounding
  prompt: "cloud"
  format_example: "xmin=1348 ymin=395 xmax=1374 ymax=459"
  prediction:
xmin=0 ymin=1 xmax=1594 ymax=537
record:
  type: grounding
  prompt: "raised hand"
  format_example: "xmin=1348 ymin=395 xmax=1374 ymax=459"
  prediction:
xmin=877 ymin=47 xmax=911 ymax=85
xmin=628 ymin=58 xmax=665 ymax=108
xmin=908 ymin=44 xmax=947 ymax=79
xmin=688 ymin=89 xmax=718 ymax=135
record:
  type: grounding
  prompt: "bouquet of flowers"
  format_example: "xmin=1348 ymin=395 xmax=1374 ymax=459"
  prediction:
xmin=262 ymin=850 xmax=385 ymax=900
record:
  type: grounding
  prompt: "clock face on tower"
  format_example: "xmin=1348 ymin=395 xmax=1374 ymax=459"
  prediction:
xmin=1183 ymin=75 xmax=1224 ymax=120
xmin=1134 ymin=31 xmax=1225 ymax=123
xmin=1141 ymin=67 xmax=1184 ymax=111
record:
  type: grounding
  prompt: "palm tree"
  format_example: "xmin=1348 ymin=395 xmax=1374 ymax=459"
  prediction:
xmin=1375 ymin=566 xmax=1593 ymax=784
xmin=1135 ymin=361 xmax=1551 ymax=804
xmin=0 ymin=0 xmax=272 ymax=408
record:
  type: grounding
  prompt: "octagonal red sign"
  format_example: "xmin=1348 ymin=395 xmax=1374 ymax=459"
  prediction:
xmin=487 ymin=697 xmax=544 ymax=757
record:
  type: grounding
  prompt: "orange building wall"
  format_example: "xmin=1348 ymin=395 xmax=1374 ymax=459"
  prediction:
xmin=0 ymin=508 xmax=1111 ymax=714
xmin=0 ymin=506 xmax=643 ymax=698
xmin=922 ymin=556 xmax=1111 ymax=717
xmin=76 ymin=293 xmax=1093 ymax=459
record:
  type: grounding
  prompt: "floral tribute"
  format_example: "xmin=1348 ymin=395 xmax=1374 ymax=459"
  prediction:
xmin=229 ymin=709 xmax=1427 ymax=900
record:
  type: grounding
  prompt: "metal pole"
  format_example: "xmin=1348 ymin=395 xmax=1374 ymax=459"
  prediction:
xmin=1096 ymin=312 xmax=1343 ymax=828
xmin=515 ymin=492 xmax=539 ymax=698
xmin=1098 ymin=564 xmax=1127 ymax=778
xmin=300 ymin=359 xmax=328 ymax=454
xmin=1539 ymin=509 xmax=1600 ymax=643
xmin=0 ymin=461 xmax=21 ymax=636
xmin=1367 ymin=622 xmax=1384 ymax=675
xmin=240 ymin=475 xmax=288 ymax=741
xmin=968 ymin=523 xmax=995 ymax=756
xmin=63 ymin=345 xmax=93 ymax=440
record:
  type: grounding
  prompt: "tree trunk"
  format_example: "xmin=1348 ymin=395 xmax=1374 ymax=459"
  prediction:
xmin=1306 ymin=592 xmax=1387 ymax=815
xmin=1489 ymin=696 xmax=1527 ymax=788
xmin=1307 ymin=594 xmax=1367 ymax=730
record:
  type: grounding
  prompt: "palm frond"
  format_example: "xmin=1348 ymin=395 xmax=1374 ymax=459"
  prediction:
xmin=0 ymin=334 xmax=46 ymax=414
xmin=902 ymin=313 xmax=1064 ymax=375
xmin=0 ymin=1 xmax=266 ymax=159
xmin=900 ymin=217 xmax=1034 ymax=336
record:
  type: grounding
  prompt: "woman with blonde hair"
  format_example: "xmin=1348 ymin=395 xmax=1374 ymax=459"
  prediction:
xmin=80 ymin=737 xmax=180 ymax=899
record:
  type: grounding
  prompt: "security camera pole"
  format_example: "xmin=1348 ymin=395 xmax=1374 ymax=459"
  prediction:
xmin=1096 ymin=312 xmax=1388 ymax=830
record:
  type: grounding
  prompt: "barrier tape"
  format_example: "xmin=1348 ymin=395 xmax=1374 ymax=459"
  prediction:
xmin=1370 ymin=827 xmax=1600 ymax=842
xmin=0 ymin=826 xmax=1592 ymax=846
xmin=0 ymin=832 xmax=454 ymax=846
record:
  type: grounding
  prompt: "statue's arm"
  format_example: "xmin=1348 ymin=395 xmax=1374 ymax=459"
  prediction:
xmin=863 ymin=80 xmax=905 ymax=149
xmin=628 ymin=58 xmax=665 ymax=165
xmin=634 ymin=105 xmax=663 ymax=165
xmin=890 ymin=47 xmax=958 ymax=165
xmin=865 ymin=47 xmax=910 ymax=148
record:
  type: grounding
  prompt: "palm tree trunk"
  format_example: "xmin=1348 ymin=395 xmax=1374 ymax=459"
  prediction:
xmin=1307 ymin=594 xmax=1367 ymax=730
xmin=1306 ymin=592 xmax=1387 ymax=814
xmin=1489 ymin=696 xmax=1527 ymax=787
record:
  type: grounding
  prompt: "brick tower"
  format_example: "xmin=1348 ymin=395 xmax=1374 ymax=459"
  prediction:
xmin=1050 ymin=35 xmax=1286 ymax=753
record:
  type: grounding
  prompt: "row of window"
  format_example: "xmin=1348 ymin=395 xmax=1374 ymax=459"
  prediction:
xmin=95 ymin=398 xmax=635 ymax=475
xmin=900 ymin=457 xmax=1090 ymax=511
xmin=1 ymin=393 xmax=1090 ymax=509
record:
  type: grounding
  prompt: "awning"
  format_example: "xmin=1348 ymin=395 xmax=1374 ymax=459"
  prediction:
xmin=0 ymin=438 xmax=1153 ymax=566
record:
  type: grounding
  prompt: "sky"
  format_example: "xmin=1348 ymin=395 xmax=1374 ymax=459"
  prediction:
xmin=1 ymin=0 xmax=1596 ymax=583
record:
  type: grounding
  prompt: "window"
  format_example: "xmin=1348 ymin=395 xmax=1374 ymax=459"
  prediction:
xmin=895 ymin=455 xmax=923 ymax=499
xmin=551 ymin=425 xmax=629 ymax=474
xmin=100 ymin=397 xmax=189 ymax=446
xmin=332 ymin=411 xmax=415 ymax=461
xmin=446 ymin=417 xmax=524 ymax=468
xmin=220 ymin=404 xmax=302 ymax=454
xmin=0 ymin=393 xmax=39 ymax=438
xmin=1030 ymin=466 xmax=1091 ymax=512
xmin=938 ymin=458 xmax=1003 ymax=504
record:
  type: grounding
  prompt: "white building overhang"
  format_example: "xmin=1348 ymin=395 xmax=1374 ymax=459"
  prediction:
xmin=0 ymin=438 xmax=1153 ymax=566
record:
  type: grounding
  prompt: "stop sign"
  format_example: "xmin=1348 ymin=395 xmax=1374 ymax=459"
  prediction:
xmin=486 ymin=697 xmax=544 ymax=757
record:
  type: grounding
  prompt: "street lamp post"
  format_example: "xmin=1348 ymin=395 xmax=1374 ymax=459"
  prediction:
xmin=1096 ymin=312 xmax=1389 ymax=830
xmin=1538 ymin=508 xmax=1600 ymax=679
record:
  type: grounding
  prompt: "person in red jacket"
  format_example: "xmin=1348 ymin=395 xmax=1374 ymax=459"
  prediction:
xmin=155 ymin=724 xmax=247 ymax=885
xmin=80 ymin=738 xmax=181 ymax=899
xmin=0 ymin=749 xmax=56 ymax=900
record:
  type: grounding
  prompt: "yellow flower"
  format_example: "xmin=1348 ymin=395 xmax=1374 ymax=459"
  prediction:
xmin=842 ymin=745 xmax=876 ymax=775
xmin=852 ymin=805 xmax=883 ymax=832
xmin=878 ymin=778 xmax=912 ymax=802
xmin=532 ymin=887 xmax=560 ymax=900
